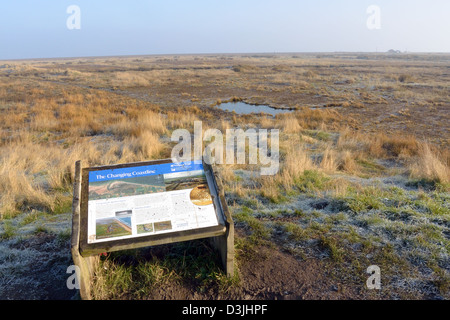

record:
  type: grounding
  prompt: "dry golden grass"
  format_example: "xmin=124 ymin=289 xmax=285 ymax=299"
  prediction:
xmin=277 ymin=115 xmax=302 ymax=134
xmin=273 ymin=143 xmax=316 ymax=191
xmin=112 ymin=71 xmax=150 ymax=87
xmin=257 ymin=116 xmax=275 ymax=129
xmin=337 ymin=150 xmax=358 ymax=174
xmin=107 ymin=110 xmax=167 ymax=138
xmin=0 ymin=134 xmax=168 ymax=218
xmin=126 ymin=131 xmax=167 ymax=161
xmin=283 ymin=144 xmax=315 ymax=176
xmin=0 ymin=82 xmax=180 ymax=218
xmin=0 ymin=54 xmax=449 ymax=219
xmin=166 ymin=110 xmax=199 ymax=130
xmin=0 ymin=142 xmax=79 ymax=217
xmin=288 ymin=107 xmax=346 ymax=131
xmin=320 ymin=147 xmax=338 ymax=173
xmin=260 ymin=175 xmax=282 ymax=201
xmin=409 ymin=142 xmax=450 ymax=184
xmin=367 ymin=133 xmax=418 ymax=159
xmin=336 ymin=127 xmax=419 ymax=159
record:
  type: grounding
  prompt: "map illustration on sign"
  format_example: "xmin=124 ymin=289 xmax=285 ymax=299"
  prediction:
xmin=86 ymin=161 xmax=219 ymax=244
xmin=89 ymin=175 xmax=166 ymax=200
xmin=164 ymin=170 xmax=207 ymax=191
xmin=95 ymin=210 xmax=133 ymax=240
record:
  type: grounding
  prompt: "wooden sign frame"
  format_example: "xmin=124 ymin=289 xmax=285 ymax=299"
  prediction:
xmin=71 ymin=159 xmax=234 ymax=300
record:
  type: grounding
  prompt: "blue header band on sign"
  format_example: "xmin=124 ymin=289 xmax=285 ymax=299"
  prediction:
xmin=88 ymin=160 xmax=204 ymax=183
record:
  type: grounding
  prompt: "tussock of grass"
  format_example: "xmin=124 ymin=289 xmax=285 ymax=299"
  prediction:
xmin=337 ymin=150 xmax=358 ymax=173
xmin=294 ymin=170 xmax=330 ymax=193
xmin=337 ymin=127 xmax=419 ymax=160
xmin=319 ymin=235 xmax=345 ymax=263
xmin=398 ymin=74 xmax=415 ymax=83
xmin=1 ymin=221 xmax=16 ymax=239
xmin=277 ymin=115 xmax=302 ymax=134
xmin=409 ymin=142 xmax=450 ymax=185
xmin=320 ymin=147 xmax=338 ymax=172
xmin=368 ymin=133 xmax=418 ymax=158
xmin=233 ymin=206 xmax=272 ymax=241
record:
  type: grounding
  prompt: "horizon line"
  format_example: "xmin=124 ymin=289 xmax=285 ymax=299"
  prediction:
xmin=2 ymin=50 xmax=450 ymax=62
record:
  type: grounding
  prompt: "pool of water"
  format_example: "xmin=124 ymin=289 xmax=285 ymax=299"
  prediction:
xmin=216 ymin=101 xmax=294 ymax=116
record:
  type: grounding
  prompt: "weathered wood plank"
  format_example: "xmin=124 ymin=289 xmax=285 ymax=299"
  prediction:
xmin=207 ymin=163 xmax=235 ymax=277
xmin=70 ymin=160 xmax=99 ymax=300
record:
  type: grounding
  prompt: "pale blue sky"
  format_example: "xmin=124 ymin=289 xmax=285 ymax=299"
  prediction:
xmin=0 ymin=0 xmax=449 ymax=59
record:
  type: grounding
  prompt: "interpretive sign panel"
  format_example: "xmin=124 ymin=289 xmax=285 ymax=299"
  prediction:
xmin=71 ymin=158 xmax=234 ymax=299
xmin=75 ymin=158 xmax=233 ymax=259
xmin=86 ymin=160 xmax=219 ymax=244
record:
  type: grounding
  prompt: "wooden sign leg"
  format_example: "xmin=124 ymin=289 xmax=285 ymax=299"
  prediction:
xmin=209 ymin=164 xmax=235 ymax=277
xmin=71 ymin=160 xmax=99 ymax=300
xmin=212 ymin=223 xmax=235 ymax=277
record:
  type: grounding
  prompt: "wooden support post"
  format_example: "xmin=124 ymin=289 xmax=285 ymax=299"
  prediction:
xmin=71 ymin=160 xmax=99 ymax=300
xmin=208 ymin=164 xmax=235 ymax=277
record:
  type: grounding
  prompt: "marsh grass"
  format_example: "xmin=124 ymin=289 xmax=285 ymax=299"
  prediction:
xmin=0 ymin=54 xmax=449 ymax=300
xmin=0 ymin=83 xmax=173 ymax=218
xmin=409 ymin=142 xmax=450 ymax=185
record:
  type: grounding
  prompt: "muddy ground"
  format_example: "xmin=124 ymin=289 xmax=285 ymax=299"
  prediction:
xmin=147 ymin=242 xmax=372 ymax=301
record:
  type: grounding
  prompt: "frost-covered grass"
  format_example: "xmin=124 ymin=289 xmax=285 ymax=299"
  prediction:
xmin=226 ymin=165 xmax=450 ymax=299
xmin=0 ymin=212 xmax=73 ymax=299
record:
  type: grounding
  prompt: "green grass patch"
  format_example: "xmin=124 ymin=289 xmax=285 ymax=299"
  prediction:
xmin=319 ymin=235 xmax=345 ymax=263
xmin=56 ymin=229 xmax=72 ymax=245
xmin=413 ymin=190 xmax=450 ymax=216
xmin=1 ymin=221 xmax=17 ymax=239
xmin=93 ymin=259 xmax=134 ymax=299
xmin=356 ymin=159 xmax=386 ymax=175
xmin=234 ymin=206 xmax=272 ymax=242
xmin=19 ymin=210 xmax=42 ymax=226
xmin=293 ymin=208 xmax=307 ymax=217
xmin=33 ymin=224 xmax=50 ymax=234
xmin=51 ymin=196 xmax=73 ymax=215
xmin=346 ymin=190 xmax=385 ymax=213
xmin=303 ymin=130 xmax=331 ymax=141
xmin=294 ymin=170 xmax=330 ymax=193
xmin=282 ymin=222 xmax=308 ymax=241
xmin=241 ymin=198 xmax=259 ymax=209
xmin=324 ymin=212 xmax=349 ymax=225
xmin=336 ymin=185 xmax=415 ymax=214
xmin=266 ymin=193 xmax=289 ymax=204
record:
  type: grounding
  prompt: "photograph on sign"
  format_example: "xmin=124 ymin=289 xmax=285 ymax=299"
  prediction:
xmin=86 ymin=161 xmax=219 ymax=244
